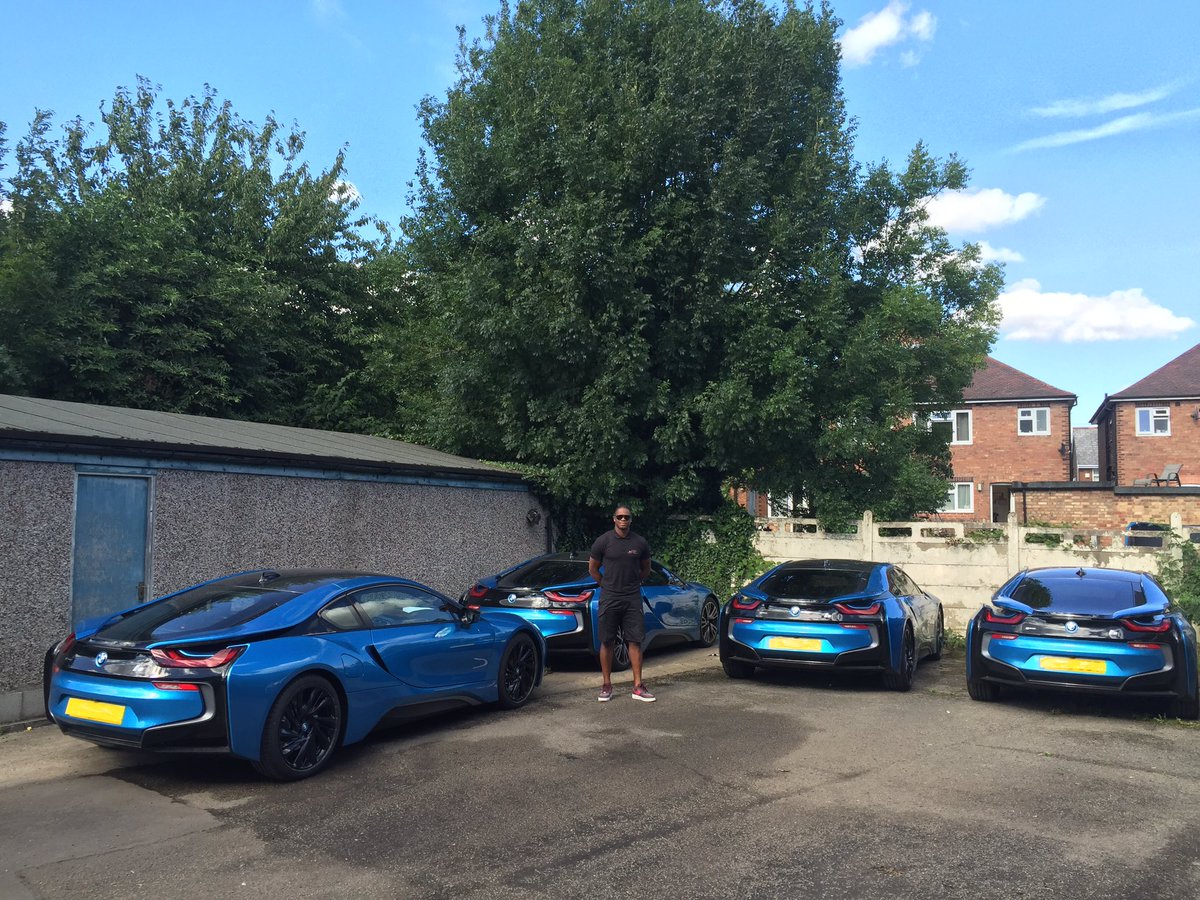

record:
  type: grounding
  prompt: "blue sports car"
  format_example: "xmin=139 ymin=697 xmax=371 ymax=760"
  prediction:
xmin=719 ymin=559 xmax=944 ymax=691
xmin=463 ymin=551 xmax=720 ymax=669
xmin=44 ymin=569 xmax=545 ymax=779
xmin=967 ymin=566 xmax=1199 ymax=719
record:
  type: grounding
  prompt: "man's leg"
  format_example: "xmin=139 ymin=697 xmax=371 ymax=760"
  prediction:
xmin=628 ymin=641 xmax=643 ymax=687
xmin=599 ymin=641 xmax=613 ymax=686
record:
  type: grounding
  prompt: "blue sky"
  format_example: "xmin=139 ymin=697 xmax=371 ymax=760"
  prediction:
xmin=2 ymin=1 xmax=1197 ymax=424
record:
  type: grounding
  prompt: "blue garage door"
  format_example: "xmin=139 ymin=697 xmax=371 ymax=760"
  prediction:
xmin=71 ymin=474 xmax=152 ymax=625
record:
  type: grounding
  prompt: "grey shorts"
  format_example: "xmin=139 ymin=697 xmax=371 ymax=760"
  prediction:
xmin=598 ymin=592 xmax=645 ymax=645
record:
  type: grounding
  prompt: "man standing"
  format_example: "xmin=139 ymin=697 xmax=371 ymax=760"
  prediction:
xmin=589 ymin=504 xmax=655 ymax=702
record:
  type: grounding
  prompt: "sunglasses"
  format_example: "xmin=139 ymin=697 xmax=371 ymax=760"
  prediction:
xmin=614 ymin=514 xmax=632 ymax=520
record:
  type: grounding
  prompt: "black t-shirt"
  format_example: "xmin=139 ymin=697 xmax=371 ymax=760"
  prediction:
xmin=589 ymin=530 xmax=650 ymax=598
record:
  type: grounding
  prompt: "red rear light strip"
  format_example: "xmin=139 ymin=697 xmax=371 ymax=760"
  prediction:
xmin=1122 ymin=617 xmax=1171 ymax=633
xmin=833 ymin=601 xmax=882 ymax=616
xmin=984 ymin=608 xmax=1026 ymax=625
xmin=152 ymin=682 xmax=201 ymax=691
xmin=545 ymin=589 xmax=594 ymax=604
xmin=731 ymin=596 xmax=761 ymax=611
xmin=150 ymin=646 xmax=245 ymax=668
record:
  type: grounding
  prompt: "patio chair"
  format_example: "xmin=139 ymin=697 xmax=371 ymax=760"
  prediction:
xmin=1133 ymin=464 xmax=1182 ymax=487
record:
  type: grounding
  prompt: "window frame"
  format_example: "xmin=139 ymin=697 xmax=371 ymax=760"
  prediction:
xmin=929 ymin=409 xmax=972 ymax=445
xmin=1017 ymin=407 xmax=1051 ymax=436
xmin=353 ymin=584 xmax=458 ymax=629
xmin=1135 ymin=406 xmax=1170 ymax=436
xmin=941 ymin=482 xmax=974 ymax=513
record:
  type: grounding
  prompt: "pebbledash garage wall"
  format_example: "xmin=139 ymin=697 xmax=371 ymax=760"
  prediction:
xmin=0 ymin=395 xmax=551 ymax=724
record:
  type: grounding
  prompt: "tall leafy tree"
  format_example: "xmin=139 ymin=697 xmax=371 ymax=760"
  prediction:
xmin=406 ymin=0 xmax=999 ymax=522
xmin=0 ymin=79 xmax=378 ymax=428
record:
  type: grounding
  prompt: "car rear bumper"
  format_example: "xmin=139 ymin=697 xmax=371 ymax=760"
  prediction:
xmin=45 ymin=668 xmax=232 ymax=753
xmin=719 ymin=615 xmax=891 ymax=671
xmin=971 ymin=631 xmax=1188 ymax=697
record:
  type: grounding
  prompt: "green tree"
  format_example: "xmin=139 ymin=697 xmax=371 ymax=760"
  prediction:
xmin=406 ymin=0 xmax=999 ymax=524
xmin=0 ymin=79 xmax=379 ymax=428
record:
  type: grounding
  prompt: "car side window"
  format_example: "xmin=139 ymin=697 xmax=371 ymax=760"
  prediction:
xmin=356 ymin=585 xmax=456 ymax=628
xmin=894 ymin=569 xmax=922 ymax=596
xmin=318 ymin=596 xmax=364 ymax=631
xmin=644 ymin=563 xmax=670 ymax=587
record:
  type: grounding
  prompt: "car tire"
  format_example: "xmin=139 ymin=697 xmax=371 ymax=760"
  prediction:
xmin=498 ymin=632 xmax=539 ymax=709
xmin=721 ymin=657 xmax=755 ymax=679
xmin=253 ymin=673 xmax=343 ymax=781
xmin=882 ymin=627 xmax=916 ymax=692
xmin=927 ymin=608 xmax=945 ymax=661
xmin=695 ymin=596 xmax=720 ymax=647
xmin=603 ymin=626 xmax=632 ymax=672
xmin=967 ymin=677 xmax=1002 ymax=702
xmin=1168 ymin=691 xmax=1200 ymax=721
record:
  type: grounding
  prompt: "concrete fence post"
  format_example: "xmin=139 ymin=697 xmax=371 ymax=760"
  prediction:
xmin=1007 ymin=511 xmax=1020 ymax=574
xmin=862 ymin=510 xmax=874 ymax=560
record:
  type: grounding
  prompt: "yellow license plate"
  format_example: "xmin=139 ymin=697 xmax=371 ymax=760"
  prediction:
xmin=65 ymin=697 xmax=127 ymax=725
xmin=767 ymin=636 xmax=823 ymax=652
xmin=1038 ymin=656 xmax=1106 ymax=675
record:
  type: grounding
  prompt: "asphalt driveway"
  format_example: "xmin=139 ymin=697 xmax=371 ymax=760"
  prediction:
xmin=2 ymin=647 xmax=1198 ymax=899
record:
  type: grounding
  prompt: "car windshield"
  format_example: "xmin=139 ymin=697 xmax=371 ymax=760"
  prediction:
xmin=1010 ymin=575 xmax=1140 ymax=613
xmin=497 ymin=558 xmax=592 ymax=588
xmin=760 ymin=568 xmax=871 ymax=600
xmin=93 ymin=582 xmax=300 ymax=642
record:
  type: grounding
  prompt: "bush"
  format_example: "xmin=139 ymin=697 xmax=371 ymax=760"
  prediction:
xmin=1160 ymin=538 xmax=1200 ymax=625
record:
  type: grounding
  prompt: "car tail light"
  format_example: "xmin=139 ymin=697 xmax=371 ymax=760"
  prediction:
xmin=733 ymin=617 xmax=754 ymax=624
xmin=150 ymin=646 xmax=246 ymax=668
xmin=152 ymin=681 xmax=201 ymax=691
xmin=1121 ymin=617 xmax=1171 ymax=633
xmin=731 ymin=595 xmax=761 ymax=612
xmin=984 ymin=607 xmax=1026 ymax=625
xmin=52 ymin=632 xmax=77 ymax=671
xmin=989 ymin=633 xmax=1018 ymax=641
xmin=842 ymin=624 xmax=871 ymax=630
xmin=468 ymin=584 xmax=488 ymax=600
xmin=546 ymin=590 xmax=593 ymax=605
xmin=833 ymin=601 xmax=882 ymax=616
xmin=1129 ymin=642 xmax=1164 ymax=650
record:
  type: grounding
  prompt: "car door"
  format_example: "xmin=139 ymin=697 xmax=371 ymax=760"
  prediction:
xmin=644 ymin=562 xmax=701 ymax=630
xmin=640 ymin=563 xmax=679 ymax=631
xmin=892 ymin=567 xmax=937 ymax=647
xmin=357 ymin=584 xmax=497 ymax=690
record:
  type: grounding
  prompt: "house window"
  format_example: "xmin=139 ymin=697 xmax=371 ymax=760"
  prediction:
xmin=929 ymin=410 xmax=972 ymax=444
xmin=942 ymin=482 xmax=974 ymax=513
xmin=1135 ymin=407 xmax=1170 ymax=436
xmin=1018 ymin=408 xmax=1050 ymax=435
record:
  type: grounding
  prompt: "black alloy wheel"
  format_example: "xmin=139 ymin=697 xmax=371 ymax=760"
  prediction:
xmin=697 ymin=596 xmax=720 ymax=647
xmin=882 ymin=627 xmax=916 ymax=692
xmin=927 ymin=608 xmax=945 ymax=661
xmin=498 ymin=633 xmax=539 ymax=709
xmin=255 ymin=674 xmax=343 ymax=781
xmin=609 ymin=626 xmax=631 ymax=672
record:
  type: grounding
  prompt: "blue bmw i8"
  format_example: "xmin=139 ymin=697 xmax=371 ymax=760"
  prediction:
xmin=44 ymin=569 xmax=545 ymax=779
xmin=463 ymin=551 xmax=720 ymax=669
xmin=719 ymin=559 xmax=944 ymax=690
xmin=967 ymin=566 xmax=1199 ymax=718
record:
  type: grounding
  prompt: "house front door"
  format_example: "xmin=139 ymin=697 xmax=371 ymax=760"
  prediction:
xmin=990 ymin=484 xmax=1012 ymax=524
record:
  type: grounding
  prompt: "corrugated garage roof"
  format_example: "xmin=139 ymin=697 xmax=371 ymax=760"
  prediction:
xmin=0 ymin=393 xmax=521 ymax=482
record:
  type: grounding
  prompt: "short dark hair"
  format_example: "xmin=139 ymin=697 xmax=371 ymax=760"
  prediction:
xmin=613 ymin=503 xmax=633 ymax=516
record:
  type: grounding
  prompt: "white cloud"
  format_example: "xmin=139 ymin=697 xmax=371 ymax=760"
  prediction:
xmin=310 ymin=0 xmax=345 ymax=22
xmin=0 ymin=198 xmax=11 ymax=216
xmin=977 ymin=241 xmax=1023 ymax=264
xmin=924 ymin=188 xmax=1046 ymax=233
xmin=999 ymin=278 xmax=1195 ymax=342
xmin=840 ymin=2 xmax=936 ymax=68
xmin=1013 ymin=107 xmax=1200 ymax=152
xmin=330 ymin=180 xmax=361 ymax=206
xmin=1032 ymin=83 xmax=1180 ymax=118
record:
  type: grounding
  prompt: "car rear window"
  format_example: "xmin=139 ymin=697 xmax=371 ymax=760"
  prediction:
xmin=93 ymin=583 xmax=299 ymax=642
xmin=759 ymin=569 xmax=871 ymax=600
xmin=1010 ymin=575 xmax=1139 ymax=613
xmin=498 ymin=558 xmax=592 ymax=588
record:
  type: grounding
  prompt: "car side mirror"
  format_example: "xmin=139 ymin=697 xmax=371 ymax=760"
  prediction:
xmin=460 ymin=607 xmax=481 ymax=627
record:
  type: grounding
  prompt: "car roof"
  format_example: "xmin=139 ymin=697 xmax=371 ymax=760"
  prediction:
xmin=1014 ymin=567 xmax=1144 ymax=583
xmin=220 ymin=569 xmax=388 ymax=590
xmin=775 ymin=559 xmax=882 ymax=573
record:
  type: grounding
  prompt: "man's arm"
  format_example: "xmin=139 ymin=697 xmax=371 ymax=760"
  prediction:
xmin=588 ymin=557 xmax=602 ymax=584
xmin=640 ymin=557 xmax=651 ymax=582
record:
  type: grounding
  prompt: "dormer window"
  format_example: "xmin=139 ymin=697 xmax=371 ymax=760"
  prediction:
xmin=1135 ymin=407 xmax=1170 ymax=436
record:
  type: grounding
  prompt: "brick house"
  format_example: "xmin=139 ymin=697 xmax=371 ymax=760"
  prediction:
xmin=934 ymin=357 xmax=1076 ymax=523
xmin=1072 ymin=426 xmax=1099 ymax=481
xmin=1090 ymin=341 xmax=1200 ymax=486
